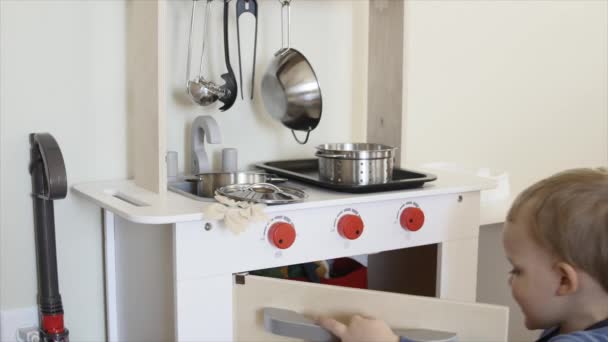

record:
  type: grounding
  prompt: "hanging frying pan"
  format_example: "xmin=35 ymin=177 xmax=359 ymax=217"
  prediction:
xmin=261 ymin=0 xmax=322 ymax=144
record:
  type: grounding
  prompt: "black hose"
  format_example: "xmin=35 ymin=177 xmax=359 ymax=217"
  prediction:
xmin=29 ymin=133 xmax=69 ymax=342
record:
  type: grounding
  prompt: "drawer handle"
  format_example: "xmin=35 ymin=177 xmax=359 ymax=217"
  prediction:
xmin=263 ymin=307 xmax=458 ymax=342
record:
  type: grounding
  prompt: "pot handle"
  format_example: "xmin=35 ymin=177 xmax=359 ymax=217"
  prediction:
xmin=292 ymin=130 xmax=311 ymax=144
xmin=314 ymin=151 xmax=348 ymax=159
xmin=265 ymin=175 xmax=288 ymax=183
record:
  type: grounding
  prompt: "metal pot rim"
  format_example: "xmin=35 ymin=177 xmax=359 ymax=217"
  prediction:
xmin=315 ymin=143 xmax=397 ymax=152
xmin=315 ymin=143 xmax=397 ymax=160
xmin=192 ymin=171 xmax=269 ymax=178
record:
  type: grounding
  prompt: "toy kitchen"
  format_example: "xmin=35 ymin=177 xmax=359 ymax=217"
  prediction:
xmin=74 ymin=1 xmax=509 ymax=341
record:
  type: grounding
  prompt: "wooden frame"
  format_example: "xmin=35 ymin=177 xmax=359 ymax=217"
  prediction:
xmin=127 ymin=0 xmax=167 ymax=194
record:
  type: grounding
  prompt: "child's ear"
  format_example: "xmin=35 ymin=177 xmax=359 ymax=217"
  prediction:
xmin=555 ymin=262 xmax=579 ymax=296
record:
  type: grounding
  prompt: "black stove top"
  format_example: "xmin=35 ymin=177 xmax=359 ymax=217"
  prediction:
xmin=256 ymin=159 xmax=437 ymax=193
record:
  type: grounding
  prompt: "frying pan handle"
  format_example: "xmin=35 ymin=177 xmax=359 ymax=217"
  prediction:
xmin=280 ymin=0 xmax=291 ymax=50
xmin=314 ymin=151 xmax=348 ymax=159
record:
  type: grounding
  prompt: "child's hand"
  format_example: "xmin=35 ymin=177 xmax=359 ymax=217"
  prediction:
xmin=318 ymin=315 xmax=399 ymax=342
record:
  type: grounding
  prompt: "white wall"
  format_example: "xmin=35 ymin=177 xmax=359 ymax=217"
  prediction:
xmin=402 ymin=0 xmax=608 ymax=193
xmin=400 ymin=1 xmax=607 ymax=340
xmin=0 ymin=1 xmax=127 ymax=340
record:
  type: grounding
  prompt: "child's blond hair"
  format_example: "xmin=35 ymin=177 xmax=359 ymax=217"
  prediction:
xmin=507 ymin=167 xmax=608 ymax=292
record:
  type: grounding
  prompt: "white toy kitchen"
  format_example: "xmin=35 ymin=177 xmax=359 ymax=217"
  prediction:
xmin=75 ymin=169 xmax=509 ymax=341
xmin=74 ymin=1 xmax=509 ymax=341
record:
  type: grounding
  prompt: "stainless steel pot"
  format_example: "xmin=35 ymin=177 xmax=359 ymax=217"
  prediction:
xmin=315 ymin=143 xmax=397 ymax=185
xmin=261 ymin=0 xmax=322 ymax=145
xmin=189 ymin=171 xmax=286 ymax=198
xmin=216 ymin=183 xmax=307 ymax=204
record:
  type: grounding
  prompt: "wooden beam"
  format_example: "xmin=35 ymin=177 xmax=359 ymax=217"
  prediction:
xmin=127 ymin=0 xmax=167 ymax=194
xmin=366 ymin=0 xmax=438 ymax=297
xmin=367 ymin=0 xmax=404 ymax=165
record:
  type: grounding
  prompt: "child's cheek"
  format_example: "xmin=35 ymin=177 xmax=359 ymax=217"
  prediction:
xmin=509 ymin=280 xmax=524 ymax=307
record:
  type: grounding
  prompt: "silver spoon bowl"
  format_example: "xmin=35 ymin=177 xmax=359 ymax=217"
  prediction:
xmin=188 ymin=77 xmax=219 ymax=106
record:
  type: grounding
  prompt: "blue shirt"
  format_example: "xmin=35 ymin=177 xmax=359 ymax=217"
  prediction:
xmin=398 ymin=319 xmax=608 ymax=342
xmin=538 ymin=319 xmax=608 ymax=342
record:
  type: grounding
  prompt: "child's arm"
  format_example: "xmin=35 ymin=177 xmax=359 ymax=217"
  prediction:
xmin=318 ymin=315 xmax=401 ymax=342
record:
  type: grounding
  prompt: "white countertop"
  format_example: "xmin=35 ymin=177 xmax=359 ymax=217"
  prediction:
xmin=480 ymin=196 xmax=513 ymax=227
xmin=72 ymin=169 xmax=501 ymax=225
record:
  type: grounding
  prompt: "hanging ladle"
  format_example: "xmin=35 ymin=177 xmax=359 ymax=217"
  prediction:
xmin=186 ymin=0 xmax=219 ymax=106
xmin=184 ymin=0 xmax=238 ymax=111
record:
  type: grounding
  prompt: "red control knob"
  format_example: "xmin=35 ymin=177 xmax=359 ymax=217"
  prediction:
xmin=338 ymin=214 xmax=364 ymax=240
xmin=268 ymin=222 xmax=296 ymax=249
xmin=400 ymin=207 xmax=425 ymax=231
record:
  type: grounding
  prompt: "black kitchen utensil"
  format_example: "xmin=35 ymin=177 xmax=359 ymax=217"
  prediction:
xmin=29 ymin=133 xmax=69 ymax=342
xmin=236 ymin=0 xmax=258 ymax=100
xmin=219 ymin=0 xmax=238 ymax=111
xmin=256 ymin=159 xmax=437 ymax=193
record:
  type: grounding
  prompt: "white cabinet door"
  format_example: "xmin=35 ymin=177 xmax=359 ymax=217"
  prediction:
xmin=234 ymin=275 xmax=508 ymax=341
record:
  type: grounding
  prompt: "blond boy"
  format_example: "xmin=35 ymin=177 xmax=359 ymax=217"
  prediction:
xmin=320 ymin=168 xmax=608 ymax=342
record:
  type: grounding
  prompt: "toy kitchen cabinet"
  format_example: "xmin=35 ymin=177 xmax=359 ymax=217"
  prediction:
xmin=74 ymin=171 xmax=509 ymax=341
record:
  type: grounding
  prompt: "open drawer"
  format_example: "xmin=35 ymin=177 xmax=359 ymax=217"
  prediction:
xmin=234 ymin=275 xmax=509 ymax=341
